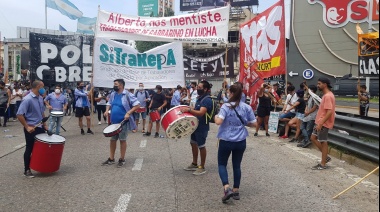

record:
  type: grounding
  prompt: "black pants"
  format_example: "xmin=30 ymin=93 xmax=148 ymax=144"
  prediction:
xmin=0 ymin=104 xmax=7 ymax=126
xmin=24 ymin=127 xmax=45 ymax=172
xmin=97 ymin=105 xmax=107 ymax=121
xmin=9 ymin=104 xmax=16 ymax=119
xmin=360 ymin=105 xmax=369 ymax=117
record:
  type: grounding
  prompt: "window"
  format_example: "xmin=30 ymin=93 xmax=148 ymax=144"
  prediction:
xmin=228 ymin=31 xmax=239 ymax=43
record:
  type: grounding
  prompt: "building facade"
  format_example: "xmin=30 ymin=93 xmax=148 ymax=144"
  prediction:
xmin=138 ymin=0 xmax=174 ymax=17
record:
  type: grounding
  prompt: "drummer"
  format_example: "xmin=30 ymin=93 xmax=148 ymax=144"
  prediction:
xmin=103 ymin=79 xmax=140 ymax=168
xmin=134 ymin=83 xmax=150 ymax=133
xmin=44 ymin=85 xmax=68 ymax=135
xmin=16 ymin=80 xmax=48 ymax=178
xmin=143 ymin=85 xmax=167 ymax=138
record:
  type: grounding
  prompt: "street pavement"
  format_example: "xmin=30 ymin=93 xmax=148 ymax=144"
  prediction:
xmin=0 ymin=114 xmax=379 ymax=212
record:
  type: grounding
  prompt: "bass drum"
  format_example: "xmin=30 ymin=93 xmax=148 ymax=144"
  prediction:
xmin=161 ymin=105 xmax=198 ymax=139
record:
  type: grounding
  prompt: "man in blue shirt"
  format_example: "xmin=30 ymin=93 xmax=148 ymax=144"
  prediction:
xmin=170 ymin=85 xmax=182 ymax=108
xmin=181 ymin=81 xmax=213 ymax=176
xmin=103 ymin=79 xmax=140 ymax=168
xmin=134 ymin=83 xmax=150 ymax=133
xmin=44 ymin=85 xmax=67 ymax=135
xmin=74 ymin=82 xmax=93 ymax=135
xmin=17 ymin=80 xmax=48 ymax=178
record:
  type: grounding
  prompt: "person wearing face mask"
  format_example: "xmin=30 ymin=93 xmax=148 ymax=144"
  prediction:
xmin=144 ymin=85 xmax=167 ymax=138
xmin=74 ymin=81 xmax=93 ymax=135
xmin=181 ymin=81 xmax=213 ymax=176
xmin=44 ymin=85 xmax=68 ymax=135
xmin=94 ymin=87 xmax=108 ymax=125
xmin=171 ymin=85 xmax=182 ymax=108
xmin=254 ymin=83 xmax=274 ymax=137
xmin=222 ymin=82 xmax=246 ymax=103
xmin=134 ymin=83 xmax=150 ymax=133
xmin=16 ymin=80 xmax=48 ymax=178
xmin=188 ymin=82 xmax=198 ymax=108
xmin=0 ymin=81 xmax=11 ymax=127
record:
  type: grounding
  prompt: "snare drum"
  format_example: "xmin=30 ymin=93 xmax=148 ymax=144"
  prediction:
xmin=136 ymin=107 xmax=146 ymax=113
xmin=160 ymin=106 xmax=199 ymax=139
xmin=51 ymin=111 xmax=64 ymax=117
xmin=103 ymin=120 xmax=127 ymax=137
xmin=149 ymin=110 xmax=161 ymax=122
xmin=30 ymin=134 xmax=66 ymax=173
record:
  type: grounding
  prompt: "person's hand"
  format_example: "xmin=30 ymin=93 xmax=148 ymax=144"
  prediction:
xmin=124 ymin=113 xmax=130 ymax=120
xmin=158 ymin=107 xmax=162 ymax=111
xmin=315 ymin=123 xmax=323 ymax=132
xmin=26 ymin=125 xmax=35 ymax=133
xmin=43 ymin=124 xmax=48 ymax=131
xmin=304 ymin=112 xmax=309 ymax=117
xmin=104 ymin=111 xmax=109 ymax=117
xmin=47 ymin=105 xmax=53 ymax=110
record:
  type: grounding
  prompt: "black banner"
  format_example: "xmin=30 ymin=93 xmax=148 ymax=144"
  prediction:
xmin=184 ymin=49 xmax=234 ymax=79
xmin=180 ymin=0 xmax=258 ymax=11
xmin=29 ymin=33 xmax=94 ymax=85
xmin=358 ymin=55 xmax=379 ymax=77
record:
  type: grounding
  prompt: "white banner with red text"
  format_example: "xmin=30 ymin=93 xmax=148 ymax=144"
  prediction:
xmin=93 ymin=38 xmax=184 ymax=89
xmin=96 ymin=6 xmax=230 ymax=43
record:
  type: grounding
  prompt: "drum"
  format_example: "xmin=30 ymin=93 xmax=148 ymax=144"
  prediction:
xmin=160 ymin=105 xmax=199 ymax=139
xmin=51 ymin=111 xmax=64 ymax=117
xmin=30 ymin=134 xmax=66 ymax=173
xmin=149 ymin=110 xmax=161 ymax=122
xmin=136 ymin=107 xmax=146 ymax=113
xmin=103 ymin=120 xmax=127 ymax=137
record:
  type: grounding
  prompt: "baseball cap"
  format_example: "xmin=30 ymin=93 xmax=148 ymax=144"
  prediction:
xmin=318 ymin=77 xmax=332 ymax=88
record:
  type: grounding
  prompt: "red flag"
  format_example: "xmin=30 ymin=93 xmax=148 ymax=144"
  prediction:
xmin=239 ymin=0 xmax=286 ymax=110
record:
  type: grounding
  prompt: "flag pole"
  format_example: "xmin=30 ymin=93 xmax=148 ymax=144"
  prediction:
xmin=224 ymin=45 xmax=228 ymax=82
xmin=45 ymin=0 xmax=47 ymax=29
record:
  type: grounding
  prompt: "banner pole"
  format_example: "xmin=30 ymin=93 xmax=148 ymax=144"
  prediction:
xmin=284 ymin=0 xmax=288 ymax=97
xmin=45 ymin=0 xmax=47 ymax=29
xmin=90 ymin=37 xmax=96 ymax=132
xmin=224 ymin=45 xmax=228 ymax=82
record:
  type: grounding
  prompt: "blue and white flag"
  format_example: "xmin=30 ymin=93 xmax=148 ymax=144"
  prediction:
xmin=46 ymin=0 xmax=83 ymax=20
xmin=59 ymin=24 xmax=67 ymax=31
xmin=77 ymin=17 xmax=97 ymax=34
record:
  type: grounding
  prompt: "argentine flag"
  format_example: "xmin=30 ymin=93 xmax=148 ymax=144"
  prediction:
xmin=77 ymin=17 xmax=97 ymax=34
xmin=46 ymin=0 xmax=83 ymax=20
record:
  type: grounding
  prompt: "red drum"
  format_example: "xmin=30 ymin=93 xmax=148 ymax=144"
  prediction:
xmin=136 ymin=107 xmax=146 ymax=113
xmin=160 ymin=106 xmax=199 ymax=139
xmin=30 ymin=134 xmax=66 ymax=173
xmin=103 ymin=120 xmax=126 ymax=137
xmin=150 ymin=110 xmax=161 ymax=122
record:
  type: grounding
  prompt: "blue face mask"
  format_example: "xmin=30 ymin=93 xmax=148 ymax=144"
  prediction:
xmin=38 ymin=88 xmax=45 ymax=95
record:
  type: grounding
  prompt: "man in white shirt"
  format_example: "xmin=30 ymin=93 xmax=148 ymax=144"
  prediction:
xmin=188 ymin=82 xmax=198 ymax=108
xmin=279 ymin=85 xmax=297 ymax=122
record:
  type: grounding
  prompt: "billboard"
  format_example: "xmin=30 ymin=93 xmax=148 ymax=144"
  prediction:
xmin=358 ymin=32 xmax=379 ymax=77
xmin=138 ymin=0 xmax=158 ymax=17
xmin=180 ymin=0 xmax=258 ymax=11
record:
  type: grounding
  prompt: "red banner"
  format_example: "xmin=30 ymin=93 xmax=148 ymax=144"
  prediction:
xmin=239 ymin=0 xmax=286 ymax=110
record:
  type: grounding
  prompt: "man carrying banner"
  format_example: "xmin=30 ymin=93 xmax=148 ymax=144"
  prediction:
xmin=74 ymin=82 xmax=94 ymax=135
xmin=182 ymin=81 xmax=213 ymax=176
xmin=144 ymin=85 xmax=167 ymax=138
xmin=357 ymin=83 xmax=370 ymax=117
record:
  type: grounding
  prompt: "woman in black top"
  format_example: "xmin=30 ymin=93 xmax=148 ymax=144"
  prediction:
xmin=281 ymin=90 xmax=306 ymax=142
xmin=254 ymin=83 xmax=274 ymax=137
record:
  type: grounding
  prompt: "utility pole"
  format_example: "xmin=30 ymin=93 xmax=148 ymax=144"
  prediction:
xmin=365 ymin=0 xmax=373 ymax=92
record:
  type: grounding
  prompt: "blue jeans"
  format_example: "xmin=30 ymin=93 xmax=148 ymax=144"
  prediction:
xmin=218 ymin=139 xmax=246 ymax=188
xmin=301 ymin=120 xmax=314 ymax=143
xmin=48 ymin=116 xmax=63 ymax=135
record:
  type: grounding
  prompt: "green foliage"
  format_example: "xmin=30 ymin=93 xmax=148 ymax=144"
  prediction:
xmin=135 ymin=8 xmax=175 ymax=53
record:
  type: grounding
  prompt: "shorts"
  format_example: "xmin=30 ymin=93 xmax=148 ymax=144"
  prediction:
xmin=312 ymin=125 xmax=329 ymax=142
xmin=295 ymin=112 xmax=305 ymax=120
xmin=257 ymin=107 xmax=271 ymax=118
xmin=190 ymin=130 xmax=208 ymax=148
xmin=110 ymin=123 xmax=129 ymax=141
xmin=75 ymin=107 xmax=90 ymax=117
xmin=134 ymin=111 xmax=147 ymax=120
xmin=279 ymin=112 xmax=295 ymax=120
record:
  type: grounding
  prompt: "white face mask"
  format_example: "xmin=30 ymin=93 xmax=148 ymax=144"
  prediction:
xmin=139 ymin=86 xmax=144 ymax=90
xmin=55 ymin=89 xmax=61 ymax=94
xmin=154 ymin=89 xmax=158 ymax=93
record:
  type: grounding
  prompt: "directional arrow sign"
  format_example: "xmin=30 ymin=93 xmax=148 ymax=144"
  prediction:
xmin=289 ymin=71 xmax=299 ymax=77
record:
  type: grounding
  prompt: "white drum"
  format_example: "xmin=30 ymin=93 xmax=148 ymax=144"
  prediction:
xmin=51 ymin=111 xmax=64 ymax=117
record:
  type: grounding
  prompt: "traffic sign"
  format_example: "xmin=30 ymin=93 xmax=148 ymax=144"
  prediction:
xmin=289 ymin=71 xmax=299 ymax=77
xmin=303 ymin=69 xmax=314 ymax=80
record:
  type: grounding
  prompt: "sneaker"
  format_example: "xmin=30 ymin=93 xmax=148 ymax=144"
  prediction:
xmin=81 ymin=129 xmax=85 ymax=135
xmin=326 ymin=156 xmax=332 ymax=163
xmin=302 ymin=142 xmax=312 ymax=148
xmin=117 ymin=159 xmax=126 ymax=168
xmin=193 ymin=166 xmax=206 ymax=175
xmin=143 ymin=132 xmax=151 ymax=137
xmin=98 ymin=121 xmax=102 ymax=125
xmin=233 ymin=192 xmax=240 ymax=200
xmin=289 ymin=137 xmax=297 ymax=142
xmin=154 ymin=132 xmax=159 ymax=138
xmin=24 ymin=169 xmax=35 ymax=178
xmin=254 ymin=133 xmax=258 ymax=136
xmin=266 ymin=133 xmax=270 ymax=137
xmin=87 ymin=129 xmax=94 ymax=134
xmin=222 ymin=188 xmax=233 ymax=203
xmin=280 ymin=135 xmax=289 ymax=139
xmin=102 ymin=158 xmax=115 ymax=166
xmin=184 ymin=163 xmax=198 ymax=171
xmin=311 ymin=164 xmax=327 ymax=170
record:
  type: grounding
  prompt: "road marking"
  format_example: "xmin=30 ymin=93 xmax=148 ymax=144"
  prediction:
xmin=281 ymin=141 xmax=379 ymax=193
xmin=113 ymin=193 xmax=132 ymax=212
xmin=14 ymin=143 xmax=26 ymax=149
xmin=140 ymin=140 xmax=147 ymax=148
xmin=132 ymin=158 xmax=144 ymax=171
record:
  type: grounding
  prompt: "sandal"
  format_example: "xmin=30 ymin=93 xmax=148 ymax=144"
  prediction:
xmin=142 ymin=129 xmax=145 ymax=133
xmin=132 ymin=130 xmax=137 ymax=133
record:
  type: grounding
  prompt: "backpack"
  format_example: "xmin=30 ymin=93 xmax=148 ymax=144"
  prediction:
xmin=135 ymin=90 xmax=149 ymax=99
xmin=200 ymin=95 xmax=219 ymax=124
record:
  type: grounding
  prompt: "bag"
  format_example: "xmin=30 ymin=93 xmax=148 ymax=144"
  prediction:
xmin=200 ymin=95 xmax=219 ymax=124
xmin=232 ymin=107 xmax=245 ymax=125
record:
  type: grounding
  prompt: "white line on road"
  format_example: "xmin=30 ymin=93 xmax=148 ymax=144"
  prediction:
xmin=113 ymin=193 xmax=132 ymax=212
xmin=14 ymin=143 xmax=26 ymax=149
xmin=140 ymin=140 xmax=147 ymax=148
xmin=132 ymin=158 xmax=144 ymax=171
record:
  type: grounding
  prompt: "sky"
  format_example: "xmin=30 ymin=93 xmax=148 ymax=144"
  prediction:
xmin=0 ymin=0 xmax=284 ymax=40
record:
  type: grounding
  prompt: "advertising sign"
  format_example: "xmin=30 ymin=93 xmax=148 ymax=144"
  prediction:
xmin=138 ymin=0 xmax=158 ymax=17
xmin=180 ymin=0 xmax=258 ymax=11
xmin=358 ymin=32 xmax=379 ymax=77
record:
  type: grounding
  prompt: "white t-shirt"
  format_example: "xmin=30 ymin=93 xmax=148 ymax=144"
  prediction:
xmin=97 ymin=92 xmax=107 ymax=105
xmin=11 ymin=89 xmax=23 ymax=104
xmin=189 ymin=88 xmax=198 ymax=103
xmin=284 ymin=93 xmax=298 ymax=113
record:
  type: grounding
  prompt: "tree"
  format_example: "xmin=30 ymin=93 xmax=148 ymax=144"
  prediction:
xmin=135 ymin=8 xmax=175 ymax=53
